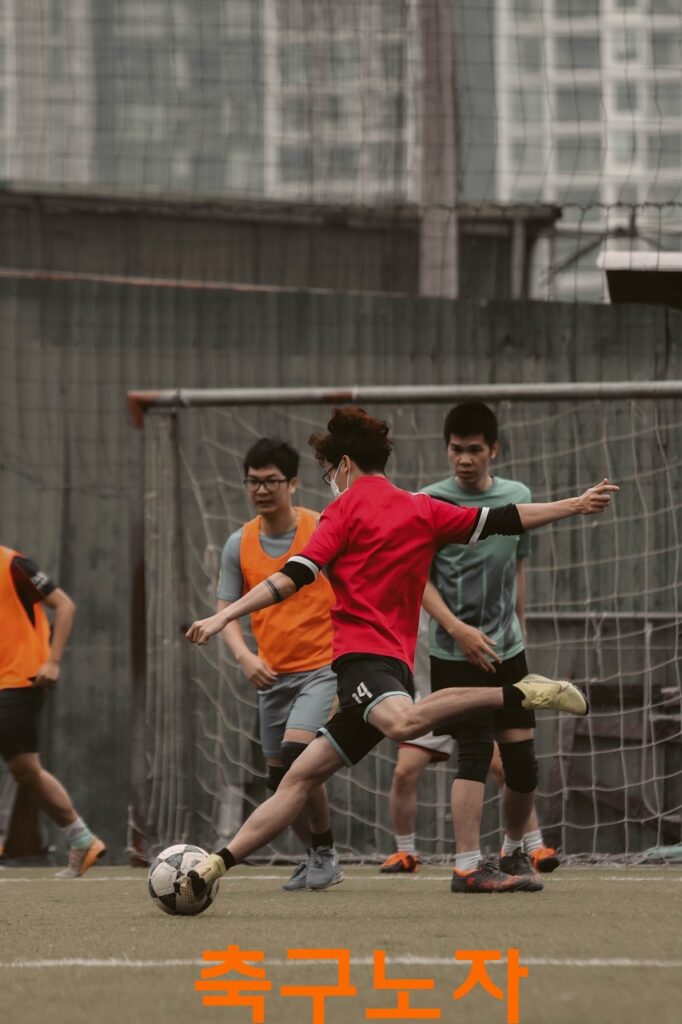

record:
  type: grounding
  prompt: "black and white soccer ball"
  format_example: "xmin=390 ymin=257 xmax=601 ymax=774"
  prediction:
xmin=147 ymin=843 xmax=219 ymax=916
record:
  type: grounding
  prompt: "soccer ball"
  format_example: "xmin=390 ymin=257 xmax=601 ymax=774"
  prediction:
xmin=147 ymin=844 xmax=219 ymax=916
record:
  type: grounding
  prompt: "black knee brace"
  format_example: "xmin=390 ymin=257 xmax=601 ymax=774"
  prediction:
xmin=457 ymin=739 xmax=494 ymax=784
xmin=266 ymin=764 xmax=286 ymax=792
xmin=280 ymin=741 xmax=308 ymax=772
xmin=498 ymin=739 xmax=537 ymax=793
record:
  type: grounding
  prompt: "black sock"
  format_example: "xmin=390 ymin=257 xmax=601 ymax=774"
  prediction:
xmin=310 ymin=829 xmax=333 ymax=850
xmin=502 ymin=684 xmax=524 ymax=712
xmin=217 ymin=847 xmax=237 ymax=870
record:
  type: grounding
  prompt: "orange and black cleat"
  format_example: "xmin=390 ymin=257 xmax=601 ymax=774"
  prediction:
xmin=379 ymin=852 xmax=420 ymax=874
xmin=451 ymin=856 xmax=543 ymax=893
xmin=529 ymin=846 xmax=562 ymax=874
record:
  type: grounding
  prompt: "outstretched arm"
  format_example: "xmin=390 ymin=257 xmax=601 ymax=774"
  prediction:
xmin=516 ymin=478 xmax=618 ymax=530
xmin=187 ymin=573 xmax=296 ymax=645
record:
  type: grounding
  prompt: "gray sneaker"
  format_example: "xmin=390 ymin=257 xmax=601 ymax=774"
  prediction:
xmin=282 ymin=859 xmax=309 ymax=892
xmin=306 ymin=846 xmax=344 ymax=891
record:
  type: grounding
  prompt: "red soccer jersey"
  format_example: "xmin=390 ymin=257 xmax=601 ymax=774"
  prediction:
xmin=298 ymin=476 xmax=485 ymax=669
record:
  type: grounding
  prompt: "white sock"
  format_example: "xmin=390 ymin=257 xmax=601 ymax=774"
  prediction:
xmin=395 ymin=833 xmax=417 ymax=856
xmin=60 ymin=817 xmax=94 ymax=850
xmin=501 ymin=835 xmax=523 ymax=856
xmin=455 ymin=850 xmax=481 ymax=872
xmin=523 ymin=829 xmax=545 ymax=854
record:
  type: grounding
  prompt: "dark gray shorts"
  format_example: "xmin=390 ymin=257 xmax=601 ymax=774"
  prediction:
xmin=259 ymin=664 xmax=337 ymax=759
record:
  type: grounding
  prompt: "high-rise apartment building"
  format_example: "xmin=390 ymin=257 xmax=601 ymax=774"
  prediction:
xmin=0 ymin=0 xmax=418 ymax=203
xmin=496 ymin=0 xmax=682 ymax=298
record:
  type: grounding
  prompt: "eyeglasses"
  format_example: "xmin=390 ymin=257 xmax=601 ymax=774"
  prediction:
xmin=243 ymin=476 xmax=289 ymax=493
xmin=321 ymin=466 xmax=337 ymax=486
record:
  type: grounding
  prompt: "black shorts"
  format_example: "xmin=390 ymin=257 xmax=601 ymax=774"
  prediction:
xmin=318 ymin=654 xmax=415 ymax=766
xmin=0 ymin=686 xmax=46 ymax=761
xmin=430 ymin=650 xmax=535 ymax=742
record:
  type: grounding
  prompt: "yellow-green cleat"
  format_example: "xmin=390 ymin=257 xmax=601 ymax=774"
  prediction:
xmin=514 ymin=674 xmax=589 ymax=716
xmin=176 ymin=853 xmax=226 ymax=903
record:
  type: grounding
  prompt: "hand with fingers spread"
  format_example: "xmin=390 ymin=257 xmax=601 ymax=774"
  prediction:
xmin=576 ymin=478 xmax=619 ymax=515
xmin=451 ymin=622 xmax=501 ymax=673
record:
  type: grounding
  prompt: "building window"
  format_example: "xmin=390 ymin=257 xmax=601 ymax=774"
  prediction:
xmin=280 ymin=96 xmax=311 ymax=134
xmin=651 ymin=33 xmax=682 ymax=67
xmin=324 ymin=144 xmax=360 ymax=180
xmin=512 ymin=0 xmax=543 ymax=15
xmin=279 ymin=44 xmax=312 ymax=85
xmin=555 ymin=36 xmax=601 ymax=69
xmin=554 ymin=0 xmax=599 ymax=16
xmin=649 ymin=80 xmax=682 ymax=117
xmin=556 ymin=135 xmax=602 ymax=172
xmin=513 ymin=36 xmax=543 ymax=72
xmin=279 ymin=144 xmax=313 ymax=183
xmin=647 ymin=132 xmax=682 ymax=169
xmin=615 ymin=80 xmax=638 ymax=113
xmin=511 ymin=139 xmax=546 ymax=174
xmin=651 ymin=0 xmax=680 ymax=13
xmin=611 ymin=129 xmax=637 ymax=164
xmin=555 ymin=87 xmax=601 ymax=122
xmin=367 ymin=142 xmax=405 ymax=181
xmin=612 ymin=27 xmax=638 ymax=63
xmin=510 ymin=87 xmax=544 ymax=122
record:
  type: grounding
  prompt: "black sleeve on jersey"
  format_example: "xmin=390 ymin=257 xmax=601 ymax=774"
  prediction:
xmin=479 ymin=504 xmax=525 ymax=538
xmin=11 ymin=556 xmax=57 ymax=601
xmin=10 ymin=555 xmax=57 ymax=627
xmin=280 ymin=559 xmax=318 ymax=590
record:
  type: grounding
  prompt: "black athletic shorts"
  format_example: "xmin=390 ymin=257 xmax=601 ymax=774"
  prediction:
xmin=429 ymin=650 xmax=535 ymax=741
xmin=0 ymin=686 xmax=46 ymax=761
xmin=318 ymin=654 xmax=415 ymax=766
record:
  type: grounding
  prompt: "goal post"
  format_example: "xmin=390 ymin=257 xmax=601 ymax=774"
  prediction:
xmin=127 ymin=381 xmax=682 ymax=864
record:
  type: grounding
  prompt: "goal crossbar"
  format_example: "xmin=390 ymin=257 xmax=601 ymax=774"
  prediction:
xmin=127 ymin=380 xmax=682 ymax=426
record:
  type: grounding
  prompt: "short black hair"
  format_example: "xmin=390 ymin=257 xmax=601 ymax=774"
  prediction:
xmin=442 ymin=402 xmax=498 ymax=448
xmin=243 ymin=438 xmax=299 ymax=479
xmin=309 ymin=407 xmax=393 ymax=473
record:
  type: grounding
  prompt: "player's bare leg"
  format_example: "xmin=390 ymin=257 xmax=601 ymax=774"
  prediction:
xmin=7 ymin=752 xmax=105 ymax=877
xmin=278 ymin=726 xmax=342 ymax=891
xmin=451 ymin=778 xmax=485 ymax=855
xmin=7 ymin=751 xmax=78 ymax=826
xmin=178 ymin=737 xmax=343 ymax=901
xmin=380 ymin=745 xmax=430 ymax=873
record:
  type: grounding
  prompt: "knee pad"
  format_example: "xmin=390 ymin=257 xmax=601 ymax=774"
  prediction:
xmin=498 ymin=739 xmax=537 ymax=793
xmin=266 ymin=765 xmax=286 ymax=792
xmin=457 ymin=740 xmax=494 ymax=784
xmin=280 ymin=741 xmax=308 ymax=772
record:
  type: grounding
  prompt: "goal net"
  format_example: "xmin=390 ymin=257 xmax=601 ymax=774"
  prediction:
xmin=128 ymin=383 xmax=682 ymax=863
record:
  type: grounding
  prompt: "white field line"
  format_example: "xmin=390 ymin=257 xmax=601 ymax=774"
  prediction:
xmin=1 ymin=873 xmax=681 ymax=884
xmin=3 ymin=956 xmax=682 ymax=970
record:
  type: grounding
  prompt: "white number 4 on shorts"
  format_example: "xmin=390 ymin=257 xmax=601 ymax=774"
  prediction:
xmin=351 ymin=681 xmax=372 ymax=704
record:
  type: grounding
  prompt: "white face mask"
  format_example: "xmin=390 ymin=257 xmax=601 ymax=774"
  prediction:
xmin=329 ymin=461 xmax=348 ymax=500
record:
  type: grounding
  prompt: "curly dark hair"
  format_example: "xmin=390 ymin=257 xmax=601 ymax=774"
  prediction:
xmin=309 ymin=407 xmax=393 ymax=473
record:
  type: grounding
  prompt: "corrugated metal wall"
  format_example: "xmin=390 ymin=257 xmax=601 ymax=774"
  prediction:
xmin=1 ymin=275 xmax=680 ymax=861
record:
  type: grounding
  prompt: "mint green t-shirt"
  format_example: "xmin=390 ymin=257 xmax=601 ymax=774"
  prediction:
xmin=421 ymin=475 xmax=531 ymax=662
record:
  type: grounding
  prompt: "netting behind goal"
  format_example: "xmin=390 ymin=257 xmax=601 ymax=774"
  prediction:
xmin=132 ymin=388 xmax=682 ymax=862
